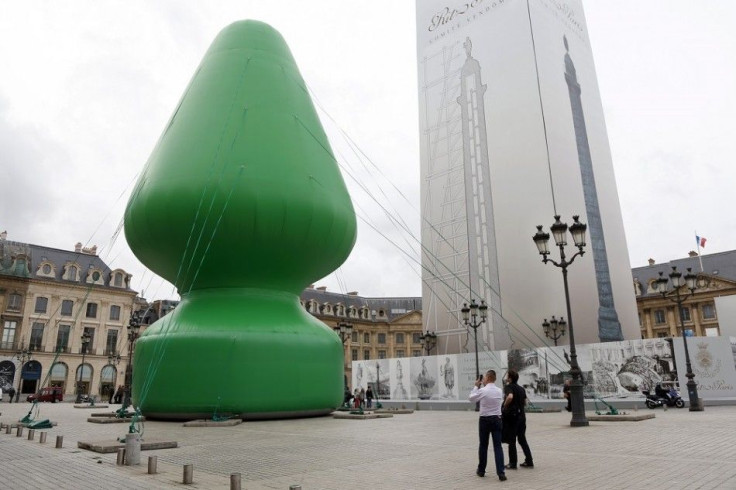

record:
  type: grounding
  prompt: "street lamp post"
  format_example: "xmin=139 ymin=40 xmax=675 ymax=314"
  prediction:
xmin=419 ymin=331 xmax=438 ymax=355
xmin=656 ymin=266 xmax=704 ymax=412
xmin=333 ymin=321 xmax=353 ymax=345
xmin=76 ymin=332 xmax=91 ymax=403
xmin=376 ymin=362 xmax=380 ymax=400
xmin=542 ymin=316 xmax=567 ymax=346
xmin=461 ymin=300 xmax=488 ymax=380
xmin=14 ymin=345 xmax=32 ymax=403
xmin=533 ymin=215 xmax=589 ymax=427
xmin=462 ymin=299 xmax=488 ymax=412
xmin=107 ymin=352 xmax=122 ymax=402
xmin=333 ymin=321 xmax=353 ymax=398
xmin=122 ymin=312 xmax=141 ymax=413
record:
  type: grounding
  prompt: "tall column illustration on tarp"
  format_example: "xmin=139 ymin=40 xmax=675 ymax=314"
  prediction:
xmin=457 ymin=38 xmax=504 ymax=351
xmin=124 ymin=20 xmax=357 ymax=419
xmin=563 ymin=36 xmax=623 ymax=342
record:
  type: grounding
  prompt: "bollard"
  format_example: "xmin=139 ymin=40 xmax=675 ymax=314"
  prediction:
xmin=289 ymin=485 xmax=302 ymax=490
xmin=183 ymin=464 xmax=193 ymax=484
xmin=39 ymin=432 xmax=47 ymax=444
xmin=28 ymin=429 xmax=35 ymax=441
xmin=148 ymin=456 xmax=158 ymax=474
xmin=230 ymin=473 xmax=241 ymax=490
xmin=5 ymin=425 xmax=11 ymax=434
xmin=116 ymin=448 xmax=126 ymax=466
xmin=55 ymin=435 xmax=63 ymax=448
xmin=125 ymin=433 xmax=141 ymax=465
xmin=16 ymin=426 xmax=23 ymax=437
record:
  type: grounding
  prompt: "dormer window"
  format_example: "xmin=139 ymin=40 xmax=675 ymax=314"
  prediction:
xmin=86 ymin=268 xmax=105 ymax=285
xmin=36 ymin=261 xmax=57 ymax=278
xmin=64 ymin=263 xmax=80 ymax=281
xmin=113 ymin=273 xmax=123 ymax=287
xmin=308 ymin=300 xmax=319 ymax=314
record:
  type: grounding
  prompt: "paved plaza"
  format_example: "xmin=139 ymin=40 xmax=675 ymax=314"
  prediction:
xmin=1 ymin=401 xmax=735 ymax=489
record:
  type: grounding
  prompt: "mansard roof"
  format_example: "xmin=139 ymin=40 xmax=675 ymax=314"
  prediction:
xmin=632 ymin=249 xmax=736 ymax=297
xmin=300 ymin=287 xmax=421 ymax=322
xmin=0 ymin=238 xmax=133 ymax=291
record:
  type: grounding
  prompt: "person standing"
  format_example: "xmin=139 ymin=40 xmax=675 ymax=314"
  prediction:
xmin=468 ymin=370 xmax=507 ymax=481
xmin=502 ymin=370 xmax=533 ymax=469
xmin=563 ymin=379 xmax=571 ymax=412
xmin=365 ymin=386 xmax=374 ymax=409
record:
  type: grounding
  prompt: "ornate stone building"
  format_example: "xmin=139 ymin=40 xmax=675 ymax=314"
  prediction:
xmin=0 ymin=234 xmax=136 ymax=400
xmin=633 ymin=250 xmax=736 ymax=339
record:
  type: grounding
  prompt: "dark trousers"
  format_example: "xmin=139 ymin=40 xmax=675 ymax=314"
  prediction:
xmin=507 ymin=416 xmax=533 ymax=466
xmin=478 ymin=416 xmax=505 ymax=476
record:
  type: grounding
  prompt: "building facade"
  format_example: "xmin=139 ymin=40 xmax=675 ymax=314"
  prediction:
xmin=633 ymin=250 xmax=736 ymax=339
xmin=0 ymin=234 xmax=136 ymax=401
xmin=300 ymin=286 xmax=423 ymax=387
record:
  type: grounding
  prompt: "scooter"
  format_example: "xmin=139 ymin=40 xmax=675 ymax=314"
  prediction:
xmin=642 ymin=387 xmax=685 ymax=409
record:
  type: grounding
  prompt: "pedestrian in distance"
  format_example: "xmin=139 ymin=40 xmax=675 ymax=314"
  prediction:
xmin=563 ymin=379 xmax=571 ymax=412
xmin=365 ymin=386 xmax=374 ymax=409
xmin=468 ymin=369 xmax=507 ymax=481
xmin=502 ymin=369 xmax=533 ymax=470
xmin=7 ymin=386 xmax=15 ymax=403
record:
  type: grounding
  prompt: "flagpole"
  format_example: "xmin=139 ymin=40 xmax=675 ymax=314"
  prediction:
xmin=695 ymin=231 xmax=704 ymax=272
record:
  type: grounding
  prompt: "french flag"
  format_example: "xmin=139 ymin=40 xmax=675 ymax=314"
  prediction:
xmin=696 ymin=235 xmax=707 ymax=248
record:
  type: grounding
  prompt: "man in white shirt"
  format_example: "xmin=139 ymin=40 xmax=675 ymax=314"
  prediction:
xmin=468 ymin=369 xmax=507 ymax=481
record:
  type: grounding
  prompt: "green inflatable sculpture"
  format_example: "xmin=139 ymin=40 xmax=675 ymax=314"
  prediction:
xmin=124 ymin=20 xmax=357 ymax=419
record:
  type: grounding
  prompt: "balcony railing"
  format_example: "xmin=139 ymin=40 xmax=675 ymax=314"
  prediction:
xmin=0 ymin=341 xmax=18 ymax=350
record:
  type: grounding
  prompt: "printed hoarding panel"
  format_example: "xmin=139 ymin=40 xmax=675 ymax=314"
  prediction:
xmin=352 ymin=337 xmax=736 ymax=402
xmin=416 ymin=0 xmax=640 ymax=353
xmin=672 ymin=336 xmax=736 ymax=398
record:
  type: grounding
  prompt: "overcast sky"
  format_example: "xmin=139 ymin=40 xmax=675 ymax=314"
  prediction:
xmin=1 ymin=1 xmax=734 ymax=300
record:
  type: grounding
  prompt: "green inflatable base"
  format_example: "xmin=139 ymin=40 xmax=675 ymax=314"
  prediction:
xmin=132 ymin=288 xmax=343 ymax=420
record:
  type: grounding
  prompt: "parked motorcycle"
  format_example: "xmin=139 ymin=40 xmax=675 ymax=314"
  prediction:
xmin=642 ymin=385 xmax=685 ymax=409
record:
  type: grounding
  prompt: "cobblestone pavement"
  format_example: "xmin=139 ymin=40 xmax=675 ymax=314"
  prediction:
xmin=1 ymin=402 xmax=735 ymax=489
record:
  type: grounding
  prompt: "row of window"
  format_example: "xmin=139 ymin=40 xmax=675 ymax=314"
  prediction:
xmin=349 ymin=331 xmax=423 ymax=345
xmin=4 ymin=293 xmax=123 ymax=321
xmin=303 ymin=300 xmax=387 ymax=320
xmin=1 ymin=320 xmax=120 ymax=355
xmin=351 ymin=349 xmax=422 ymax=361
xmin=37 ymin=261 xmax=128 ymax=288
xmin=648 ymin=303 xmax=716 ymax=325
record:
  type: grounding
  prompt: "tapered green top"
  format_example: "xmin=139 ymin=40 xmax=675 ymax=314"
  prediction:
xmin=124 ymin=20 xmax=356 ymax=294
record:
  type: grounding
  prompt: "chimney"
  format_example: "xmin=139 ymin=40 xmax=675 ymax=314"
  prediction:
xmin=307 ymin=284 xmax=315 ymax=289
xmin=0 ymin=231 xmax=6 ymax=241
xmin=75 ymin=242 xmax=83 ymax=253
xmin=688 ymin=250 xmax=698 ymax=257
xmin=347 ymin=291 xmax=359 ymax=296
xmin=648 ymin=258 xmax=655 ymax=266
xmin=316 ymin=286 xmax=327 ymax=291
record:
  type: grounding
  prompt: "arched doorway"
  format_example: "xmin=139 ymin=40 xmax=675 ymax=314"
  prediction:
xmin=21 ymin=360 xmax=42 ymax=395
xmin=76 ymin=363 xmax=93 ymax=395
xmin=50 ymin=362 xmax=68 ymax=393
xmin=0 ymin=360 xmax=15 ymax=390
xmin=100 ymin=365 xmax=117 ymax=400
